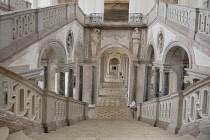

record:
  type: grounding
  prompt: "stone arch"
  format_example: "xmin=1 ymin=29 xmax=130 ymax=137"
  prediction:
xmin=162 ymin=41 xmax=193 ymax=69
xmin=97 ymin=45 xmax=133 ymax=61
xmin=145 ymin=43 xmax=156 ymax=62
xmin=38 ymin=40 xmax=67 ymax=67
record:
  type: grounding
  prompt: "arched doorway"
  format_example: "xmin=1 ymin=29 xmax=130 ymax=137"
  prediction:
xmin=144 ymin=44 xmax=156 ymax=101
xmin=38 ymin=41 xmax=67 ymax=94
xmin=164 ymin=46 xmax=190 ymax=94
xmin=109 ymin=58 xmax=120 ymax=77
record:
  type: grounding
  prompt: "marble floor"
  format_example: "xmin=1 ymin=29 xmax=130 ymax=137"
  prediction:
xmin=97 ymin=81 xmax=128 ymax=119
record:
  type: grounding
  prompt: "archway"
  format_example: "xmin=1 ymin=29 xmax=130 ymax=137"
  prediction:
xmin=144 ymin=44 xmax=156 ymax=101
xmin=38 ymin=41 xmax=67 ymax=93
xmin=163 ymin=45 xmax=190 ymax=94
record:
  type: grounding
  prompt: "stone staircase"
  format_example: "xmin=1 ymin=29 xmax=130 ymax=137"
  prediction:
xmin=1 ymin=119 xmax=200 ymax=140
xmin=97 ymin=81 xmax=128 ymax=119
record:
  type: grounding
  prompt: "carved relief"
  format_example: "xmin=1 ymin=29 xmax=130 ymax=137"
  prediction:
xmin=91 ymin=28 xmax=100 ymax=59
xmin=132 ymin=28 xmax=140 ymax=59
xmin=101 ymin=30 xmax=130 ymax=48
xmin=157 ymin=28 xmax=164 ymax=54
xmin=66 ymin=30 xmax=74 ymax=58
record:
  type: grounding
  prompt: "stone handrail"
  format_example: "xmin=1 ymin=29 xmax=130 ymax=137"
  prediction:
xmin=0 ymin=0 xmax=31 ymax=11
xmin=182 ymin=77 xmax=210 ymax=125
xmin=198 ymin=9 xmax=210 ymax=36
xmin=150 ymin=2 xmax=210 ymax=50
xmin=0 ymin=65 xmax=89 ymax=133
xmin=0 ymin=3 xmax=85 ymax=62
xmin=139 ymin=92 xmax=183 ymax=134
xmin=147 ymin=3 xmax=157 ymax=24
xmin=139 ymin=76 xmax=210 ymax=135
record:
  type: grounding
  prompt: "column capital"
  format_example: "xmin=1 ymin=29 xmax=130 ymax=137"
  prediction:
xmin=41 ymin=59 xmax=49 ymax=66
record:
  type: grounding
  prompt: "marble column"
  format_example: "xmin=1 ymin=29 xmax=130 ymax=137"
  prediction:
xmin=125 ymin=57 xmax=129 ymax=86
xmin=162 ymin=71 xmax=170 ymax=96
xmin=78 ymin=65 xmax=83 ymax=101
xmin=132 ymin=64 xmax=138 ymax=102
xmin=143 ymin=65 xmax=150 ymax=102
xmin=43 ymin=66 xmax=48 ymax=89
xmin=90 ymin=66 xmax=95 ymax=105
xmin=68 ymin=69 xmax=74 ymax=97
xmin=59 ymin=72 xmax=65 ymax=96
xmin=153 ymin=67 xmax=160 ymax=98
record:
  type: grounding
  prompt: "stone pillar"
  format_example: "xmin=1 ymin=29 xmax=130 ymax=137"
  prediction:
xmin=162 ymin=71 xmax=170 ymax=96
xmin=153 ymin=67 xmax=160 ymax=98
xmin=68 ymin=69 xmax=74 ymax=97
xmin=59 ymin=72 xmax=65 ymax=96
xmin=143 ymin=65 xmax=150 ymax=102
xmin=90 ymin=66 xmax=95 ymax=105
xmin=132 ymin=64 xmax=138 ymax=102
xmin=125 ymin=57 xmax=129 ymax=86
xmin=78 ymin=65 xmax=83 ymax=101
xmin=43 ymin=66 xmax=48 ymax=89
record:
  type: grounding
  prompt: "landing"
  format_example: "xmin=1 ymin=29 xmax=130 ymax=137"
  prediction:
xmin=29 ymin=119 xmax=197 ymax=140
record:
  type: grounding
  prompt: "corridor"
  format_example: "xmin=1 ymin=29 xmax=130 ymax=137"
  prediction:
xmin=97 ymin=80 xmax=128 ymax=119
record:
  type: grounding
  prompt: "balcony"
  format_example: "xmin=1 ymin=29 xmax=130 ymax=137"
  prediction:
xmin=90 ymin=13 xmax=143 ymax=23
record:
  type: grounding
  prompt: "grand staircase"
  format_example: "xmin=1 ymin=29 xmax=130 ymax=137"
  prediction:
xmin=3 ymin=79 xmax=199 ymax=140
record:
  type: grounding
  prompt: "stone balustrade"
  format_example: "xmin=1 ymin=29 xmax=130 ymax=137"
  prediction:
xmin=139 ymin=76 xmax=210 ymax=136
xmin=0 ymin=65 xmax=89 ymax=134
xmin=179 ymin=77 xmax=210 ymax=137
xmin=167 ymin=4 xmax=193 ymax=27
xmin=0 ymin=0 xmax=9 ymax=5
xmin=0 ymin=3 xmax=84 ymax=62
xmin=147 ymin=4 xmax=157 ymax=24
xmin=147 ymin=2 xmax=210 ymax=49
xmin=198 ymin=9 xmax=210 ymax=35
xmin=0 ymin=0 xmax=31 ymax=11
xmin=43 ymin=5 xmax=67 ymax=27
xmin=140 ymin=98 xmax=159 ymax=126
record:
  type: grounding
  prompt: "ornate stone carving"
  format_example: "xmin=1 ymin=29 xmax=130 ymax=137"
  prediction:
xmin=91 ymin=28 xmax=100 ymax=59
xmin=132 ymin=28 xmax=140 ymax=59
xmin=157 ymin=28 xmax=164 ymax=54
xmin=66 ymin=30 xmax=74 ymax=58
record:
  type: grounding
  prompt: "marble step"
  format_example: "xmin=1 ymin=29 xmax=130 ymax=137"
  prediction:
xmin=7 ymin=130 xmax=33 ymax=140
xmin=0 ymin=127 xmax=9 ymax=140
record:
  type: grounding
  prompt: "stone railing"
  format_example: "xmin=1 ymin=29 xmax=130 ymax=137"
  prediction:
xmin=148 ymin=4 xmax=157 ymax=24
xmin=90 ymin=13 xmax=103 ymax=23
xmin=0 ymin=3 xmax=83 ymax=62
xmin=150 ymin=2 xmax=210 ymax=50
xmin=43 ymin=5 xmax=67 ymax=27
xmin=167 ymin=4 xmax=193 ymax=27
xmin=0 ymin=65 xmax=43 ymax=123
xmin=139 ymin=93 xmax=183 ymax=134
xmin=198 ymin=9 xmax=210 ymax=35
xmin=140 ymin=98 xmax=159 ymax=126
xmin=0 ymin=0 xmax=31 ymax=11
xmin=129 ymin=13 xmax=143 ymax=23
xmin=12 ymin=9 xmax=36 ymax=39
xmin=0 ymin=65 xmax=89 ymax=134
xmin=76 ymin=5 xmax=85 ymax=24
xmin=179 ymin=77 xmax=210 ymax=137
xmin=138 ymin=76 xmax=210 ymax=137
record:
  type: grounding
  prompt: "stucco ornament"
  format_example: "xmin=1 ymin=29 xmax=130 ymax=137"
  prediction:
xmin=158 ymin=30 xmax=164 ymax=54
xmin=91 ymin=28 xmax=100 ymax=58
xmin=66 ymin=30 xmax=74 ymax=57
xmin=132 ymin=28 xmax=140 ymax=59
